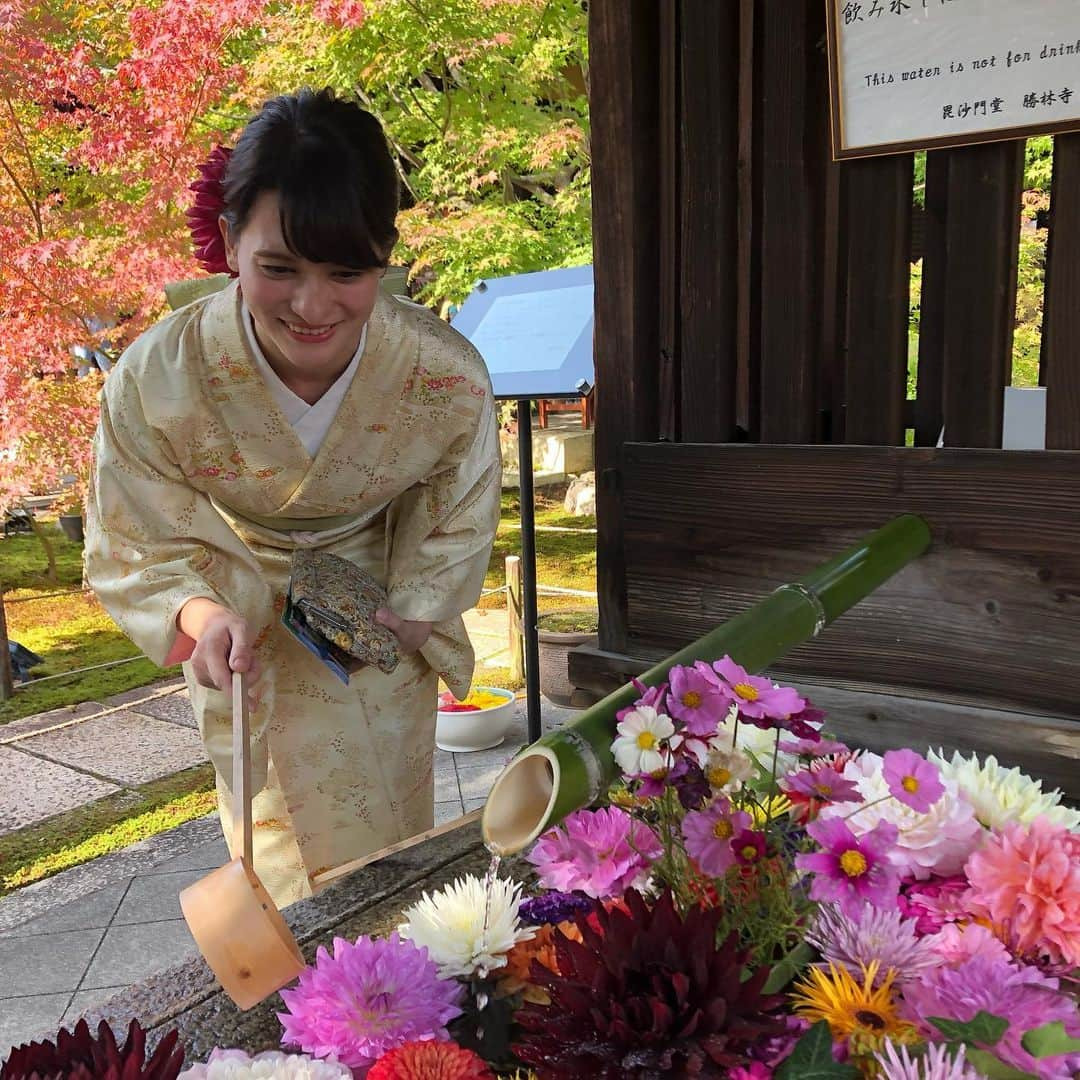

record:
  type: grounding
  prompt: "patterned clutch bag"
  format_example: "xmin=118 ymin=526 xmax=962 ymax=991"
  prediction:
xmin=286 ymin=550 xmax=400 ymax=676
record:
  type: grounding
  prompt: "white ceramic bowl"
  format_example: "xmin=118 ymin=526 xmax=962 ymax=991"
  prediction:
xmin=436 ymin=686 xmax=517 ymax=752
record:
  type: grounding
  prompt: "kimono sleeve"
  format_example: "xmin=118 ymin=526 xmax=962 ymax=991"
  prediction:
xmin=84 ymin=366 xmax=269 ymax=668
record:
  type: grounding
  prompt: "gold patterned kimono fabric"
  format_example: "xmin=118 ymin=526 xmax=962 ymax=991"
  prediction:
xmin=84 ymin=280 xmax=502 ymax=907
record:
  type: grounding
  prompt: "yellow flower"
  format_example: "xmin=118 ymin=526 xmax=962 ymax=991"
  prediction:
xmin=790 ymin=962 xmax=918 ymax=1051
xmin=751 ymin=793 xmax=793 ymax=825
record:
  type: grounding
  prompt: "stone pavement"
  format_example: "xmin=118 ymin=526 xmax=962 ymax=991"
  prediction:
xmin=0 ymin=605 xmax=575 ymax=1058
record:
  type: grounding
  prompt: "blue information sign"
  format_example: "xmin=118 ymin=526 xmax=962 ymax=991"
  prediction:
xmin=450 ymin=265 xmax=593 ymax=401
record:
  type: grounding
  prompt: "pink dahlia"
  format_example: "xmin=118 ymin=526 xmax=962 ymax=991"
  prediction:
xmin=896 ymin=876 xmax=971 ymax=935
xmin=926 ymin=922 xmax=1012 ymax=967
xmin=882 ymin=749 xmax=945 ymax=812
xmin=682 ymin=798 xmax=752 ymax=876
xmin=186 ymin=145 xmax=233 ymax=276
xmin=707 ymin=656 xmax=805 ymax=727
xmin=901 ymin=954 xmax=1080 ymax=1079
xmin=964 ymin=815 xmax=1080 ymax=967
xmin=277 ymin=933 xmax=463 ymax=1073
xmin=797 ymin=816 xmax=900 ymax=918
xmin=666 ymin=662 xmax=732 ymax=736
xmin=525 ymin=806 xmax=661 ymax=899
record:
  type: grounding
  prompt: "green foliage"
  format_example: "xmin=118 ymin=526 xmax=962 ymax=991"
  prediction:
xmin=1012 ymin=226 xmax=1046 ymax=388
xmin=776 ymin=1021 xmax=860 ymax=1079
xmin=1021 ymin=1021 xmax=1080 ymax=1059
xmin=1025 ymin=136 xmax=1054 ymax=191
xmin=929 ymin=1011 xmax=1010 ymax=1046
xmin=0 ymin=531 xmax=84 ymax=590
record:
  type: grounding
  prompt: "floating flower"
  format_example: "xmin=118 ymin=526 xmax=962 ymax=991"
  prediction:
xmin=493 ymin=920 xmax=582 ymax=1003
xmin=178 ymin=1051 xmax=351 ymax=1080
xmin=791 ymin=961 xmax=917 ymax=1052
xmin=901 ymin=954 xmax=1080 ymax=1079
xmin=784 ymin=765 xmax=863 ymax=805
xmin=806 ymin=904 xmax=938 ymax=985
xmin=703 ymin=746 xmax=754 ymax=791
xmin=818 ymin=753 xmax=982 ymax=879
xmin=525 ymin=806 xmax=661 ymax=899
xmin=278 ymin=934 xmax=462 ymax=1073
xmin=517 ymin=890 xmax=593 ymax=926
xmin=399 ymin=874 xmax=534 ymax=979
xmin=896 ymin=876 xmax=971 ymax=935
xmin=666 ymin=662 xmax=732 ymax=736
xmin=682 ymin=798 xmax=752 ymax=876
xmin=928 ymin=749 xmax=1080 ymax=831
xmin=882 ymin=749 xmax=945 ymax=812
xmin=874 ymin=1041 xmax=981 ymax=1080
xmin=964 ymin=815 xmax=1080 ymax=966
xmin=365 ymin=1040 xmax=493 ymax=1080
xmin=925 ymin=922 xmax=1012 ymax=967
xmin=186 ymin=145 xmax=233 ymax=275
xmin=733 ymin=828 xmax=768 ymax=866
xmin=708 ymin=656 xmax=805 ymax=726
xmin=610 ymin=704 xmax=674 ymax=776
xmin=797 ymin=817 xmax=900 ymax=917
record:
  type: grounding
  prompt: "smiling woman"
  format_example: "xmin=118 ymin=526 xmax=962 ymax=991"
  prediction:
xmin=83 ymin=88 xmax=503 ymax=908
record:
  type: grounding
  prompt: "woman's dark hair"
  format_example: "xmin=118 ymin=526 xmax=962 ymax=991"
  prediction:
xmin=222 ymin=87 xmax=399 ymax=270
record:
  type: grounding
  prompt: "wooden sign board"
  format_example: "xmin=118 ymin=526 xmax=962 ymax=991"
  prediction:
xmin=827 ymin=0 xmax=1080 ymax=159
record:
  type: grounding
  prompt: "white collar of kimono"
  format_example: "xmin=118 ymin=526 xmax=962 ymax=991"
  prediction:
xmin=241 ymin=300 xmax=367 ymax=457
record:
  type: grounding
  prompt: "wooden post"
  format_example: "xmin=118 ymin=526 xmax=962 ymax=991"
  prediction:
xmin=0 ymin=591 xmax=13 ymax=701
xmin=505 ymin=555 xmax=525 ymax=686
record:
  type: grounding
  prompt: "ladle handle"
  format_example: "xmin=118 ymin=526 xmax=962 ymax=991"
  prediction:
xmin=232 ymin=671 xmax=253 ymax=867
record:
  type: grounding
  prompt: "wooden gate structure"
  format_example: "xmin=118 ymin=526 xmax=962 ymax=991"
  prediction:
xmin=573 ymin=0 xmax=1080 ymax=795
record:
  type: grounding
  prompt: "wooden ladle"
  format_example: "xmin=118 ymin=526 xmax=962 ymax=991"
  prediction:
xmin=179 ymin=672 xmax=305 ymax=1010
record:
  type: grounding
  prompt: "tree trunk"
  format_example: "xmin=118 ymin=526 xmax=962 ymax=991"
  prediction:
xmin=27 ymin=509 xmax=57 ymax=584
xmin=0 ymin=592 xmax=13 ymax=701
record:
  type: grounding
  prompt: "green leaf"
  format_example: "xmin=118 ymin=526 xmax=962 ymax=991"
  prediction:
xmin=929 ymin=1011 xmax=1009 ymax=1046
xmin=964 ymin=1048 xmax=1040 ymax=1079
xmin=775 ymin=1021 xmax=860 ymax=1080
xmin=762 ymin=941 xmax=815 ymax=994
xmin=1021 ymin=1020 xmax=1080 ymax=1058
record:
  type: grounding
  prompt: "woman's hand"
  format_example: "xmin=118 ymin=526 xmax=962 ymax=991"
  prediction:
xmin=375 ymin=607 xmax=433 ymax=655
xmin=178 ymin=597 xmax=261 ymax=690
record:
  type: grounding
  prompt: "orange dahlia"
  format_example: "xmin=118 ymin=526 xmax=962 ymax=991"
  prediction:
xmin=495 ymin=921 xmax=583 ymax=1002
xmin=366 ymin=1040 xmax=493 ymax=1080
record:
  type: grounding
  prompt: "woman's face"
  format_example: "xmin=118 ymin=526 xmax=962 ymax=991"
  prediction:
xmin=220 ymin=191 xmax=384 ymax=384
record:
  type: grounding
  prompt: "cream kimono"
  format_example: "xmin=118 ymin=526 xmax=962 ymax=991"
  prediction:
xmin=85 ymin=281 xmax=501 ymax=906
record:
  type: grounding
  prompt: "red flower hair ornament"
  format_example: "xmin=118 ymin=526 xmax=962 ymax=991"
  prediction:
xmin=187 ymin=145 xmax=235 ymax=276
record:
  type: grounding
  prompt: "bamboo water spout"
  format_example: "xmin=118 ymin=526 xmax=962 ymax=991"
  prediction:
xmin=481 ymin=514 xmax=932 ymax=855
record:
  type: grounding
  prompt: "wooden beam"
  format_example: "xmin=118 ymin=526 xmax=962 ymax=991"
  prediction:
xmin=677 ymin=0 xmax=740 ymax=442
xmin=1042 ymin=133 xmax=1080 ymax=450
xmin=840 ymin=154 xmax=914 ymax=445
xmin=589 ymin=0 xmax=662 ymax=652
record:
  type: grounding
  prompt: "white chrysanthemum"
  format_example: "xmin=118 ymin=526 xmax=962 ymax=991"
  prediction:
xmin=611 ymin=705 xmax=675 ymax=776
xmin=703 ymin=747 xmax=754 ymax=791
xmin=818 ymin=752 xmax=983 ymax=879
xmin=927 ymin=748 xmax=1080 ymax=832
xmin=179 ymin=1051 xmax=351 ymax=1080
xmin=399 ymin=873 xmax=534 ymax=978
xmin=710 ymin=704 xmax=805 ymax=777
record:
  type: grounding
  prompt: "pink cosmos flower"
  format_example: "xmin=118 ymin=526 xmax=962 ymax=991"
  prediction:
xmin=783 ymin=766 xmax=863 ymax=805
xmin=883 ymin=749 xmax=945 ymax=812
xmin=797 ymin=817 xmax=900 ymax=918
xmin=778 ymin=735 xmax=850 ymax=757
xmin=896 ymin=876 xmax=971 ymax=935
xmin=525 ymin=806 xmax=662 ymax=899
xmin=901 ymin=954 xmax=1080 ymax=1079
xmin=277 ymin=933 xmax=462 ymax=1073
xmin=186 ymin=145 xmax=234 ymax=276
xmin=616 ymin=678 xmax=668 ymax=721
xmin=707 ymin=656 xmax=805 ymax=727
xmin=964 ymin=815 xmax=1080 ymax=967
xmin=666 ymin=662 xmax=732 ymax=736
xmin=682 ymin=799 xmax=752 ymax=876
xmin=729 ymin=1066 xmax=772 ymax=1080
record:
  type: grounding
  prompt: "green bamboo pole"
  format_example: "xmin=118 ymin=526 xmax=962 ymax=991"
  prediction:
xmin=482 ymin=514 xmax=931 ymax=852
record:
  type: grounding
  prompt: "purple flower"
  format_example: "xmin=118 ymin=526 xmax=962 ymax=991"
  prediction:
xmin=708 ymin=656 xmax=806 ymax=728
xmin=186 ymin=146 xmax=235 ymax=276
xmin=901 ymin=955 xmax=1080 ymax=1079
xmin=616 ymin=678 xmax=668 ymax=721
xmin=525 ymin=806 xmax=662 ymax=899
xmin=776 ymin=703 xmax=828 ymax=740
xmin=784 ymin=766 xmax=863 ymax=805
xmin=670 ymin=757 xmax=712 ymax=810
xmin=682 ymin=798 xmax=752 ymax=876
xmin=733 ymin=829 xmax=768 ymax=866
xmin=875 ymin=1041 xmax=982 ymax=1080
xmin=518 ymin=890 xmax=594 ymax=926
xmin=797 ymin=817 xmax=901 ymax=917
xmin=779 ymin=735 xmax=850 ymax=757
xmin=666 ymin=662 xmax=732 ymax=736
xmin=883 ymin=749 xmax=945 ymax=812
xmin=897 ymin=875 xmax=970 ymax=935
xmin=277 ymin=933 xmax=462 ymax=1072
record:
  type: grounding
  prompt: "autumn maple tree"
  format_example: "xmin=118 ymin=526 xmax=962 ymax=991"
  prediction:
xmin=0 ymin=0 xmax=589 ymax=515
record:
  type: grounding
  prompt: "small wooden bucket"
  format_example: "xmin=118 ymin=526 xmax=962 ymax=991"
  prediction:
xmin=179 ymin=672 xmax=306 ymax=1010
